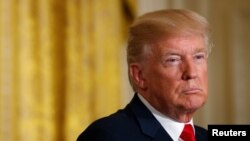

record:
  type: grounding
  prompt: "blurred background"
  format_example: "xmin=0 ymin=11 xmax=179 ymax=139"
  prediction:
xmin=0 ymin=0 xmax=250 ymax=141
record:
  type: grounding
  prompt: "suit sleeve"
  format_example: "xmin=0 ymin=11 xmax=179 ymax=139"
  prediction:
xmin=76 ymin=127 xmax=116 ymax=141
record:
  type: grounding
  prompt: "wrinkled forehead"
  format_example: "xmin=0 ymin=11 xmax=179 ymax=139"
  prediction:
xmin=147 ymin=34 xmax=207 ymax=56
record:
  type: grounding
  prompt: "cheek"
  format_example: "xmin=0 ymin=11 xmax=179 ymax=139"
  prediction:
xmin=197 ymin=65 xmax=208 ymax=85
xmin=144 ymin=63 xmax=183 ymax=92
xmin=201 ymin=69 xmax=208 ymax=89
xmin=157 ymin=70 xmax=179 ymax=88
xmin=144 ymin=70 xmax=175 ymax=95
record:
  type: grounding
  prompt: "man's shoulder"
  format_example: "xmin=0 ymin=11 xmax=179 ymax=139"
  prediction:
xmin=84 ymin=95 xmax=143 ymax=131
xmin=194 ymin=125 xmax=207 ymax=132
xmin=76 ymin=108 xmax=142 ymax=141
xmin=89 ymin=108 xmax=134 ymax=129
xmin=194 ymin=125 xmax=208 ymax=141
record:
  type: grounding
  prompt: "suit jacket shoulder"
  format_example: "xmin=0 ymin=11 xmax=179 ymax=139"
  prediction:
xmin=194 ymin=125 xmax=207 ymax=141
xmin=77 ymin=94 xmax=207 ymax=141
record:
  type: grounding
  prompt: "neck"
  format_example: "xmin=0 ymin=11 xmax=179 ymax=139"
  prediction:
xmin=165 ymin=110 xmax=194 ymax=123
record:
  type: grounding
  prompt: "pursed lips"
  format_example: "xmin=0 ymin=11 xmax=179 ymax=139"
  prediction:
xmin=182 ymin=87 xmax=202 ymax=94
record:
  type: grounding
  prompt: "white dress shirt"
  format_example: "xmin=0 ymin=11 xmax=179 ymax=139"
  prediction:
xmin=138 ymin=94 xmax=195 ymax=141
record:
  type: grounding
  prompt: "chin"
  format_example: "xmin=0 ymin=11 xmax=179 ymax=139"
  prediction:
xmin=184 ymin=96 xmax=206 ymax=111
xmin=189 ymin=102 xmax=205 ymax=111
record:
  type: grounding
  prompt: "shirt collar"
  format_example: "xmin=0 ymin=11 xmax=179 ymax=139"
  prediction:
xmin=138 ymin=94 xmax=195 ymax=141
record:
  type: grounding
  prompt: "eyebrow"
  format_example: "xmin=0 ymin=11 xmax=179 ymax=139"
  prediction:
xmin=194 ymin=48 xmax=207 ymax=53
xmin=162 ymin=47 xmax=207 ymax=56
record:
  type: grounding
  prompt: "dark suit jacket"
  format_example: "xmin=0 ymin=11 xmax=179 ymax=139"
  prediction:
xmin=77 ymin=94 xmax=207 ymax=141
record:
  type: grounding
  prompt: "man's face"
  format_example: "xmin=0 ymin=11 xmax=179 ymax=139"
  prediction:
xmin=139 ymin=35 xmax=208 ymax=117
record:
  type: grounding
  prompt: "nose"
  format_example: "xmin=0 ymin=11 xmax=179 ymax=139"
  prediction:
xmin=181 ymin=59 xmax=198 ymax=80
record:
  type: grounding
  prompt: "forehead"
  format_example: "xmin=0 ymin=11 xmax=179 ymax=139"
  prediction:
xmin=152 ymin=35 xmax=206 ymax=54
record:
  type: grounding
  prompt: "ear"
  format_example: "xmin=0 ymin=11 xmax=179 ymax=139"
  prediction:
xmin=129 ymin=63 xmax=147 ymax=89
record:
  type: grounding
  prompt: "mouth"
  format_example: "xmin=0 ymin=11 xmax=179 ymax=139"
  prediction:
xmin=182 ymin=88 xmax=202 ymax=94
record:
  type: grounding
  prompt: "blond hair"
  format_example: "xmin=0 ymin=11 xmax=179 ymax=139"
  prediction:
xmin=127 ymin=9 xmax=212 ymax=91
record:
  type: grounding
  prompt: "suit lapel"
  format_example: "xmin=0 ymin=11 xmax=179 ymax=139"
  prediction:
xmin=195 ymin=126 xmax=207 ymax=141
xmin=150 ymin=129 xmax=174 ymax=141
xmin=127 ymin=94 xmax=173 ymax=141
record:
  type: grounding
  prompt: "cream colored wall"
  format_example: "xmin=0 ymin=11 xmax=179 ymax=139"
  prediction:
xmin=207 ymin=0 xmax=250 ymax=125
xmin=122 ymin=0 xmax=250 ymax=128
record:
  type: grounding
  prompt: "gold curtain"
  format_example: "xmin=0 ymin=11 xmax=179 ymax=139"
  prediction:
xmin=0 ymin=0 xmax=136 ymax=141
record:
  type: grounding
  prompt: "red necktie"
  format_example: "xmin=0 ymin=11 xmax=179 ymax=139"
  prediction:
xmin=180 ymin=124 xmax=196 ymax=141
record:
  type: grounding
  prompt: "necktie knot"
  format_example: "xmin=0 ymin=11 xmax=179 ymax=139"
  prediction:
xmin=180 ymin=124 xmax=196 ymax=141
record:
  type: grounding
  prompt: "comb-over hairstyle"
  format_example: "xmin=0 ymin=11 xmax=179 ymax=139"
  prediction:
xmin=127 ymin=9 xmax=212 ymax=91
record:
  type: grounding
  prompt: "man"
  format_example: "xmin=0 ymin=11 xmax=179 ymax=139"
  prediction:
xmin=77 ymin=9 xmax=211 ymax=141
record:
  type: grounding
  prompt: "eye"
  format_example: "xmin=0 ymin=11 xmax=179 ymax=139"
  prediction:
xmin=163 ymin=55 xmax=181 ymax=66
xmin=194 ymin=52 xmax=206 ymax=62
